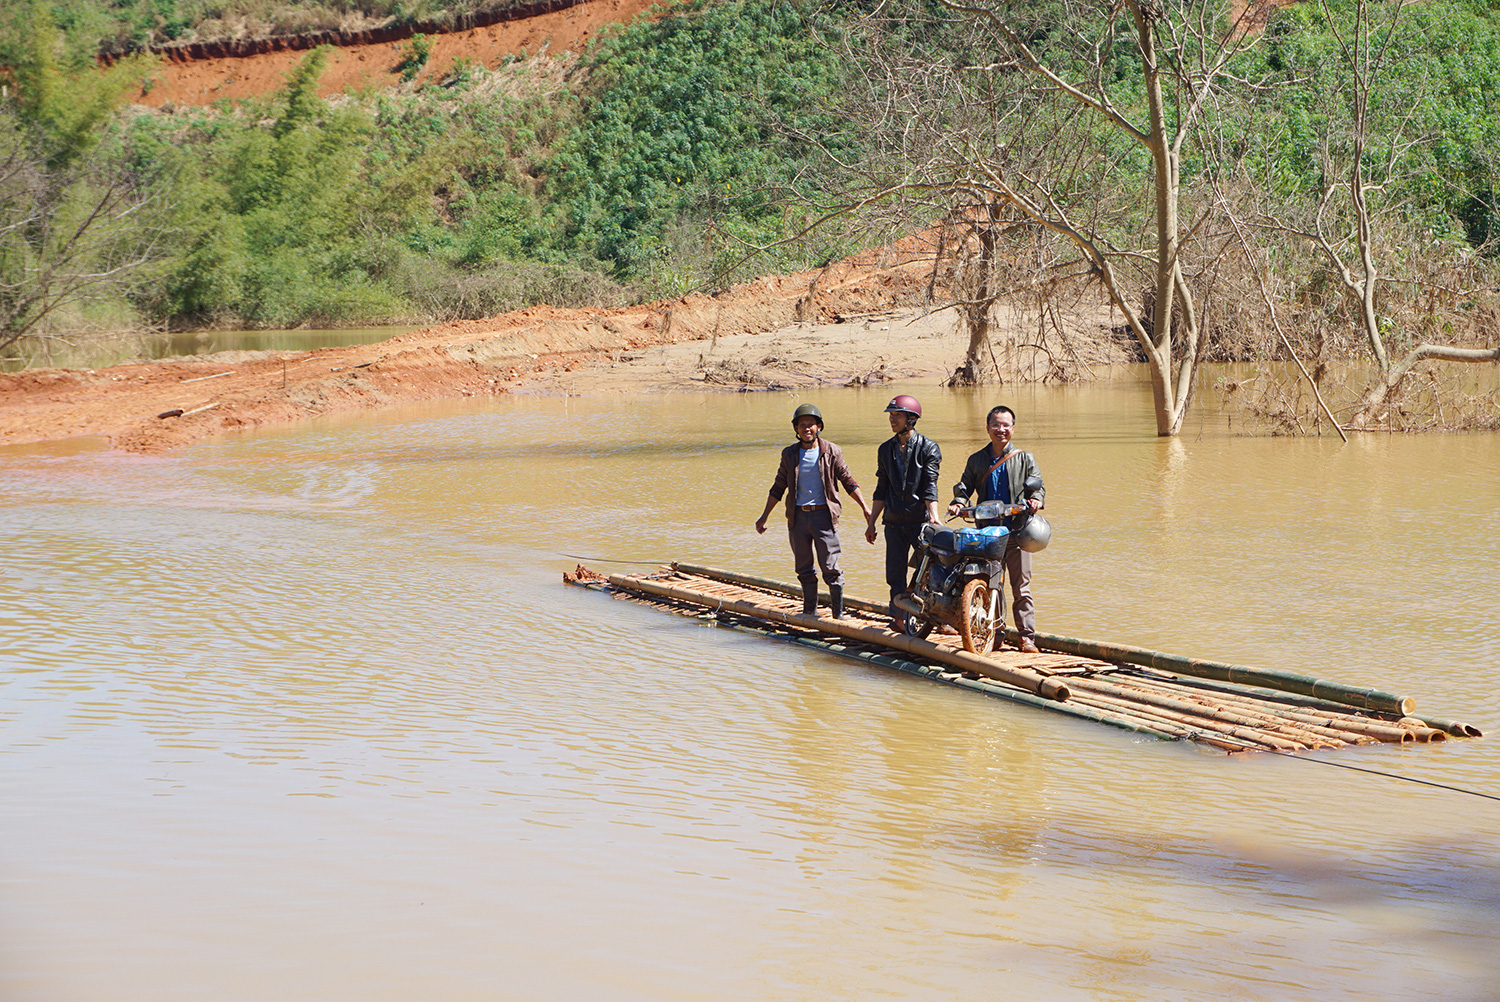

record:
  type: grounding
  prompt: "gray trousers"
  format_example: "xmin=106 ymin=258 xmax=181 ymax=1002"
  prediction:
xmin=789 ymin=507 xmax=844 ymax=589
xmin=1005 ymin=544 xmax=1035 ymax=638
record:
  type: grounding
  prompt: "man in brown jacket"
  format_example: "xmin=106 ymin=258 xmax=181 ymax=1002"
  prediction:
xmin=755 ymin=403 xmax=872 ymax=619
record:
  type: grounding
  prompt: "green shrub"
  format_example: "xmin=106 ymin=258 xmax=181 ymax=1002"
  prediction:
xmin=395 ymin=33 xmax=431 ymax=83
xmin=548 ymin=0 xmax=857 ymax=284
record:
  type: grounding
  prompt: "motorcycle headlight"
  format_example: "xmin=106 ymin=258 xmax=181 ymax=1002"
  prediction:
xmin=973 ymin=500 xmax=1007 ymax=524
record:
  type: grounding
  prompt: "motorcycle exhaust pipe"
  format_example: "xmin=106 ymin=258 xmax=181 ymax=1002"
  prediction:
xmin=891 ymin=594 xmax=924 ymax=619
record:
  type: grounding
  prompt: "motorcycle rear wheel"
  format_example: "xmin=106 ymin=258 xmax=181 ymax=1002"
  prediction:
xmin=904 ymin=615 xmax=934 ymax=640
xmin=957 ymin=578 xmax=995 ymax=654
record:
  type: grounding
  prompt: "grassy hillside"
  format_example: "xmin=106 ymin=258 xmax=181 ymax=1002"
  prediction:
xmin=3 ymin=0 xmax=1499 ymax=379
xmin=4 ymin=0 xmax=862 ymax=340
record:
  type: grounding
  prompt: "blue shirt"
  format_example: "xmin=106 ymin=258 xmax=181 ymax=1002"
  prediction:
xmin=985 ymin=459 xmax=1011 ymax=504
xmin=796 ymin=445 xmax=827 ymax=506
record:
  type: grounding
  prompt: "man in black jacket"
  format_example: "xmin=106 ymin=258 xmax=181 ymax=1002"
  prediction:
xmin=948 ymin=405 xmax=1046 ymax=653
xmin=864 ymin=394 xmax=942 ymax=632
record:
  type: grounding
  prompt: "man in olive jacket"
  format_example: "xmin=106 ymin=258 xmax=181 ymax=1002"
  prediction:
xmin=864 ymin=394 xmax=942 ymax=631
xmin=948 ymin=405 xmax=1046 ymax=653
xmin=756 ymin=403 xmax=871 ymax=619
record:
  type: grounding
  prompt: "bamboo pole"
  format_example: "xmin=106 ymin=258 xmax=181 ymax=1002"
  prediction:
xmin=1126 ymin=677 xmax=1429 ymax=743
xmin=1066 ymin=682 xmax=1328 ymax=751
xmin=960 ymin=681 xmax=1181 ymax=739
xmin=1089 ymin=690 xmax=1353 ymax=749
xmin=768 ymin=629 xmax=1184 ymax=741
xmin=673 ymin=563 xmax=888 ymax=614
xmin=677 ymin=565 xmax=1417 ymax=716
xmin=1178 ymin=691 xmax=1434 ymax=743
xmin=1060 ymin=695 xmax=1258 ymax=752
xmin=1060 ymin=690 xmax=1254 ymax=744
xmin=1065 ymin=676 xmax=1370 ymax=749
xmin=1065 ymin=689 xmax=1312 ymax=752
xmin=1120 ymin=671 xmax=1462 ymax=742
xmin=1116 ymin=674 xmax=1422 ymax=744
xmin=572 ymin=565 xmax=1483 ymax=751
xmin=1116 ymin=672 xmax=1452 ymax=744
xmin=609 ymin=572 xmax=1072 ymax=701
xmin=1117 ymin=667 xmax=1413 ymax=718
xmin=1414 ymin=716 xmax=1484 ymax=738
xmin=1393 ymin=718 xmax=1450 ymax=742
xmin=1021 ymin=629 xmax=1416 ymax=716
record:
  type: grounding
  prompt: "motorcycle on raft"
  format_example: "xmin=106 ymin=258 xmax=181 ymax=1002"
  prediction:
xmin=892 ymin=475 xmax=1050 ymax=655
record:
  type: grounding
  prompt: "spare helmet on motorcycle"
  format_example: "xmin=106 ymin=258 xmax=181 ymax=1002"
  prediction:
xmin=1014 ymin=514 xmax=1052 ymax=553
xmin=883 ymin=394 xmax=922 ymax=418
xmin=791 ymin=403 xmax=824 ymax=429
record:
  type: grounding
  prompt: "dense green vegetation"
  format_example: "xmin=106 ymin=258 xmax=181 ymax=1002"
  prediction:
xmin=3 ymin=0 xmax=855 ymax=342
xmin=3 ymin=0 xmax=1500 ymax=377
xmin=549 ymin=0 xmax=852 ymax=282
xmin=1245 ymin=0 xmax=1500 ymax=249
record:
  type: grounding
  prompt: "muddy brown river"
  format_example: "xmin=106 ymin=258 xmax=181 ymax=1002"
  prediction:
xmin=2 ymin=378 xmax=1497 ymax=1000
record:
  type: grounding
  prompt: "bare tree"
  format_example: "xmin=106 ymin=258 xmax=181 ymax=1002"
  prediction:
xmin=0 ymin=118 xmax=172 ymax=357
xmin=821 ymin=0 xmax=1270 ymax=435
xmin=1254 ymin=0 xmax=1499 ymax=430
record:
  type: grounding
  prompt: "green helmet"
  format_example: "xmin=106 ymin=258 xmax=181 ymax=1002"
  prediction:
xmin=791 ymin=403 xmax=823 ymax=428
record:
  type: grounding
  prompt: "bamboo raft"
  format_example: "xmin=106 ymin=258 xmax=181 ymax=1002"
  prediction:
xmin=564 ymin=563 xmax=1484 ymax=754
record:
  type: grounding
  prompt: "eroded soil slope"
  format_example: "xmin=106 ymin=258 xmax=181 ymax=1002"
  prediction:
xmin=132 ymin=0 xmax=660 ymax=107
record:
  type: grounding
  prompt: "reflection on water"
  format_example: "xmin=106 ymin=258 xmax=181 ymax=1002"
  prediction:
xmin=1 ymin=380 xmax=1497 ymax=1000
xmin=1 ymin=326 xmax=419 ymax=372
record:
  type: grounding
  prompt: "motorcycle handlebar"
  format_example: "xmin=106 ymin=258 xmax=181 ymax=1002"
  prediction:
xmin=948 ymin=502 xmax=1029 ymax=521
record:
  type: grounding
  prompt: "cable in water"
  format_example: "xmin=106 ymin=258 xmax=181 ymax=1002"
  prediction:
xmin=1266 ymin=747 xmax=1500 ymax=802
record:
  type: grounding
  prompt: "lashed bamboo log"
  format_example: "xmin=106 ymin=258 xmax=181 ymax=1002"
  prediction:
xmin=1065 ymin=689 xmax=1312 ymax=752
xmin=1143 ymin=692 xmax=1380 ymax=746
xmin=677 ymin=564 xmax=1417 ymax=716
xmin=1414 ymin=716 xmax=1485 ymax=738
xmin=1091 ymin=689 xmax=1355 ymax=749
xmin=609 ymin=572 xmax=1071 ymax=701
xmin=767 ymin=629 xmax=1184 ymax=741
xmin=568 ymin=565 xmax=1483 ymax=753
xmin=1020 ymin=630 xmax=1416 ymax=716
xmin=1182 ymin=687 xmax=1436 ymax=743
xmin=1066 ymin=675 xmax=1389 ymax=748
xmin=1121 ymin=673 xmax=1451 ymax=743
xmin=673 ymin=563 xmax=887 ymax=614
xmin=961 ymin=683 xmax=1184 ymax=739
xmin=1116 ymin=674 xmax=1427 ymax=744
xmin=1198 ymin=696 xmax=1435 ymax=743
xmin=1064 ymin=683 xmax=1318 ymax=752
xmin=1055 ymin=694 xmax=1258 ymax=752
xmin=1119 ymin=667 xmax=1413 ymax=720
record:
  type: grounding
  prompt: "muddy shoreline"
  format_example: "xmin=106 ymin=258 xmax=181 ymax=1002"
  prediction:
xmin=5 ymin=242 xmax=1075 ymax=455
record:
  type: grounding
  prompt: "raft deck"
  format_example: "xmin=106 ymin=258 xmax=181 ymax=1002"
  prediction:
xmin=564 ymin=563 xmax=1484 ymax=755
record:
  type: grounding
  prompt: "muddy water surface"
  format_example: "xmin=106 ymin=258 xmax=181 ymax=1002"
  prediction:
xmin=2 ymin=382 xmax=1497 ymax=1000
xmin=3 ymin=327 xmax=418 ymax=372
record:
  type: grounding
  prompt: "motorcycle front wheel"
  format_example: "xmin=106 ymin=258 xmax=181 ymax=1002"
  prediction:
xmin=957 ymin=578 xmax=995 ymax=654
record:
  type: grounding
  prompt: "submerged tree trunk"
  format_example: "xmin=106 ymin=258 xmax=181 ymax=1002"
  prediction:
xmin=1351 ymin=342 xmax=1500 ymax=428
xmin=1135 ymin=1 xmax=1201 ymax=436
xmin=951 ymin=202 xmax=1000 ymax=386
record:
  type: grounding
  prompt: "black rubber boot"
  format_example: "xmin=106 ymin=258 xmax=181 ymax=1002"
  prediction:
xmin=829 ymin=584 xmax=844 ymax=620
xmin=802 ymin=586 xmax=818 ymax=616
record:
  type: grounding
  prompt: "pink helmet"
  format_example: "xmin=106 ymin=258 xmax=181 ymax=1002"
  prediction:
xmin=884 ymin=394 xmax=922 ymax=418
